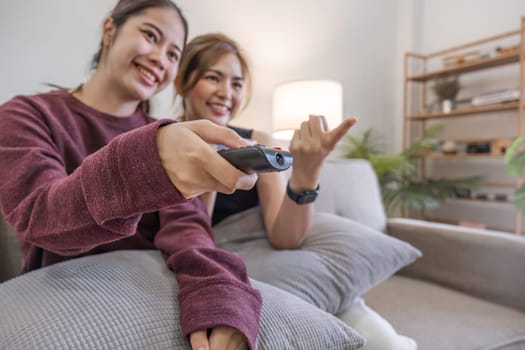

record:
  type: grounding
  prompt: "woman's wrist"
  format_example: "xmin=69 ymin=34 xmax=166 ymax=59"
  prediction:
xmin=288 ymin=157 xmax=324 ymax=187
xmin=288 ymin=172 xmax=320 ymax=193
xmin=286 ymin=180 xmax=319 ymax=205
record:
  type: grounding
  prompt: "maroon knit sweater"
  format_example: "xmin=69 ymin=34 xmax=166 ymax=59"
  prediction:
xmin=0 ymin=90 xmax=262 ymax=349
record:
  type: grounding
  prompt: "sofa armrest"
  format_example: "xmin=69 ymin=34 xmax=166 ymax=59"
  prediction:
xmin=386 ymin=218 xmax=525 ymax=312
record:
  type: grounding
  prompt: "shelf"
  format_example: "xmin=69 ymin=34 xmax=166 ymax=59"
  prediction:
xmin=403 ymin=17 xmax=525 ymax=235
xmin=407 ymin=51 xmax=522 ymax=82
xmin=448 ymin=197 xmax=513 ymax=205
xmin=480 ymin=182 xmax=518 ymax=188
xmin=408 ymin=101 xmax=520 ymax=120
xmin=424 ymin=152 xmax=504 ymax=159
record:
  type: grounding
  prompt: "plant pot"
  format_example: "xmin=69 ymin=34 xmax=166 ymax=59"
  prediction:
xmin=441 ymin=99 xmax=455 ymax=113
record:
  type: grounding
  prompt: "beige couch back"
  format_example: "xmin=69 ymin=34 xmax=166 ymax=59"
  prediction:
xmin=0 ymin=159 xmax=386 ymax=282
xmin=316 ymin=159 xmax=386 ymax=232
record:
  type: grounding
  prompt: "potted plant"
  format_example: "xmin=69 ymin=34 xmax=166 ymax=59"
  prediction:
xmin=504 ymin=136 xmax=525 ymax=216
xmin=340 ymin=125 xmax=482 ymax=213
xmin=432 ymin=75 xmax=461 ymax=113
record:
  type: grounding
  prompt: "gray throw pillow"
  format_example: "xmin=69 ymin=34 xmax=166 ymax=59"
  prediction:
xmin=214 ymin=208 xmax=422 ymax=315
xmin=0 ymin=250 xmax=364 ymax=350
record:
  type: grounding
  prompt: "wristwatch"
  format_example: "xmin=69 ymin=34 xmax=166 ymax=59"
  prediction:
xmin=286 ymin=181 xmax=320 ymax=205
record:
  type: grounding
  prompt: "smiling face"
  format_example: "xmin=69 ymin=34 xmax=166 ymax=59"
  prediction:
xmin=183 ymin=53 xmax=245 ymax=126
xmin=101 ymin=6 xmax=185 ymax=102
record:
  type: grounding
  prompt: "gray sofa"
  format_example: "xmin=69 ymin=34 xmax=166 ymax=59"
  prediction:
xmin=1 ymin=159 xmax=525 ymax=350
xmin=315 ymin=159 xmax=525 ymax=350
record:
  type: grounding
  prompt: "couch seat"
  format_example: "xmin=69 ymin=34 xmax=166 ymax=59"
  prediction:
xmin=364 ymin=275 xmax=525 ymax=350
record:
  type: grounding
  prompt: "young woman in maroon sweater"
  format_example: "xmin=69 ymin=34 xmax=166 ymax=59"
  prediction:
xmin=0 ymin=2 xmax=263 ymax=350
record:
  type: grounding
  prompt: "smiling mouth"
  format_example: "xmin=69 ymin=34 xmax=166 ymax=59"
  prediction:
xmin=208 ymin=102 xmax=231 ymax=111
xmin=135 ymin=64 xmax=158 ymax=85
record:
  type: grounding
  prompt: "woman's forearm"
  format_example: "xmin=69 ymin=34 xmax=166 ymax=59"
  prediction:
xmin=265 ymin=197 xmax=314 ymax=249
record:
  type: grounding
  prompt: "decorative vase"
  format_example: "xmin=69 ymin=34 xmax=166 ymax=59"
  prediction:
xmin=441 ymin=99 xmax=455 ymax=113
xmin=442 ymin=140 xmax=458 ymax=154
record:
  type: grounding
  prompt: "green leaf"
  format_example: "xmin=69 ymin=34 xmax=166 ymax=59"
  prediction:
xmin=340 ymin=126 xmax=484 ymax=213
xmin=370 ymin=154 xmax=414 ymax=178
xmin=512 ymin=185 xmax=525 ymax=216
xmin=342 ymin=128 xmax=382 ymax=159
xmin=383 ymin=185 xmax=441 ymax=212
xmin=402 ymin=124 xmax=443 ymax=159
xmin=505 ymin=136 xmax=525 ymax=177
xmin=381 ymin=175 xmax=483 ymax=212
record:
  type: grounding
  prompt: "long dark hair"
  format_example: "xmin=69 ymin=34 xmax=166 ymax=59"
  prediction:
xmin=91 ymin=0 xmax=188 ymax=70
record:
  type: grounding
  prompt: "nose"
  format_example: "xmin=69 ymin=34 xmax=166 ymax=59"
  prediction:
xmin=216 ymin=80 xmax=232 ymax=100
xmin=149 ymin=46 xmax=167 ymax=71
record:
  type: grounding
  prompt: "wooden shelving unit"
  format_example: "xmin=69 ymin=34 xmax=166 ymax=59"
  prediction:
xmin=424 ymin=152 xmax=505 ymax=159
xmin=454 ymin=198 xmax=513 ymax=205
xmin=409 ymin=101 xmax=519 ymax=120
xmin=403 ymin=17 xmax=525 ymax=235
xmin=407 ymin=49 xmax=521 ymax=82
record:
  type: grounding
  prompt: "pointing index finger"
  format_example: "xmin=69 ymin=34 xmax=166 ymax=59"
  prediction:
xmin=326 ymin=117 xmax=358 ymax=148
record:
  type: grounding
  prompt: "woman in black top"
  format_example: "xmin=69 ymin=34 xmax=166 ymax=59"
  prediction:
xmin=173 ymin=32 xmax=419 ymax=350
xmin=174 ymin=33 xmax=356 ymax=249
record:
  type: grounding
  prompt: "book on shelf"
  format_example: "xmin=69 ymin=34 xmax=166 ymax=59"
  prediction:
xmin=471 ymin=87 xmax=520 ymax=107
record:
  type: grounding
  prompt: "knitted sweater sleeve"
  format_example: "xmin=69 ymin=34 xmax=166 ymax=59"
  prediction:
xmin=0 ymin=96 xmax=184 ymax=255
xmin=156 ymin=201 xmax=262 ymax=350
xmin=0 ymin=96 xmax=262 ymax=346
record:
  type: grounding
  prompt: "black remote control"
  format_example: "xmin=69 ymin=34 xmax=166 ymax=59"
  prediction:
xmin=218 ymin=145 xmax=293 ymax=174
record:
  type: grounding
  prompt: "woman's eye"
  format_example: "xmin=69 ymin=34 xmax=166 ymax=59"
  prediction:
xmin=205 ymin=75 xmax=219 ymax=82
xmin=143 ymin=30 xmax=157 ymax=43
xmin=168 ymin=51 xmax=179 ymax=62
xmin=233 ymin=82 xmax=243 ymax=89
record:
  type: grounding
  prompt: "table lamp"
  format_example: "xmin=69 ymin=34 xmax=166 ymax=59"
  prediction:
xmin=272 ymin=80 xmax=343 ymax=141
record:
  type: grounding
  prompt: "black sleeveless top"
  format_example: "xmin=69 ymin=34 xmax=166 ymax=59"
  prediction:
xmin=212 ymin=126 xmax=260 ymax=225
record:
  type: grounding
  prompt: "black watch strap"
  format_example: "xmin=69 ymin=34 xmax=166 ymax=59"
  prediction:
xmin=286 ymin=181 xmax=320 ymax=205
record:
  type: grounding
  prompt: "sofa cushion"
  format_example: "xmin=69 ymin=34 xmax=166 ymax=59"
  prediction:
xmin=214 ymin=208 xmax=421 ymax=315
xmin=0 ymin=213 xmax=22 ymax=282
xmin=316 ymin=159 xmax=387 ymax=232
xmin=364 ymin=275 xmax=525 ymax=350
xmin=0 ymin=250 xmax=364 ymax=350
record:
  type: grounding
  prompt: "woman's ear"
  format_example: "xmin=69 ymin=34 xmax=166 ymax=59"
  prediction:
xmin=102 ymin=17 xmax=115 ymax=47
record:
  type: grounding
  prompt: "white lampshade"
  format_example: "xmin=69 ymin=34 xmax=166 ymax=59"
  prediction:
xmin=272 ymin=80 xmax=343 ymax=140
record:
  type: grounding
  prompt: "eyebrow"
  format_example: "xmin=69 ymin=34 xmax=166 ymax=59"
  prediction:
xmin=143 ymin=22 xmax=183 ymax=54
xmin=207 ymin=69 xmax=244 ymax=81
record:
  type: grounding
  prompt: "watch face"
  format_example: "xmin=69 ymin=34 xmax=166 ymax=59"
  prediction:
xmin=286 ymin=182 xmax=319 ymax=204
xmin=296 ymin=192 xmax=318 ymax=204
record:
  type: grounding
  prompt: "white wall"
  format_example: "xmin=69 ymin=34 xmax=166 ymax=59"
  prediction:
xmin=2 ymin=1 xmax=524 ymax=154
xmin=148 ymin=0 xmax=408 ymax=152
xmin=419 ymin=0 xmax=525 ymax=54
xmin=0 ymin=0 xmax=114 ymax=98
xmin=0 ymin=0 xmax=406 ymax=153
